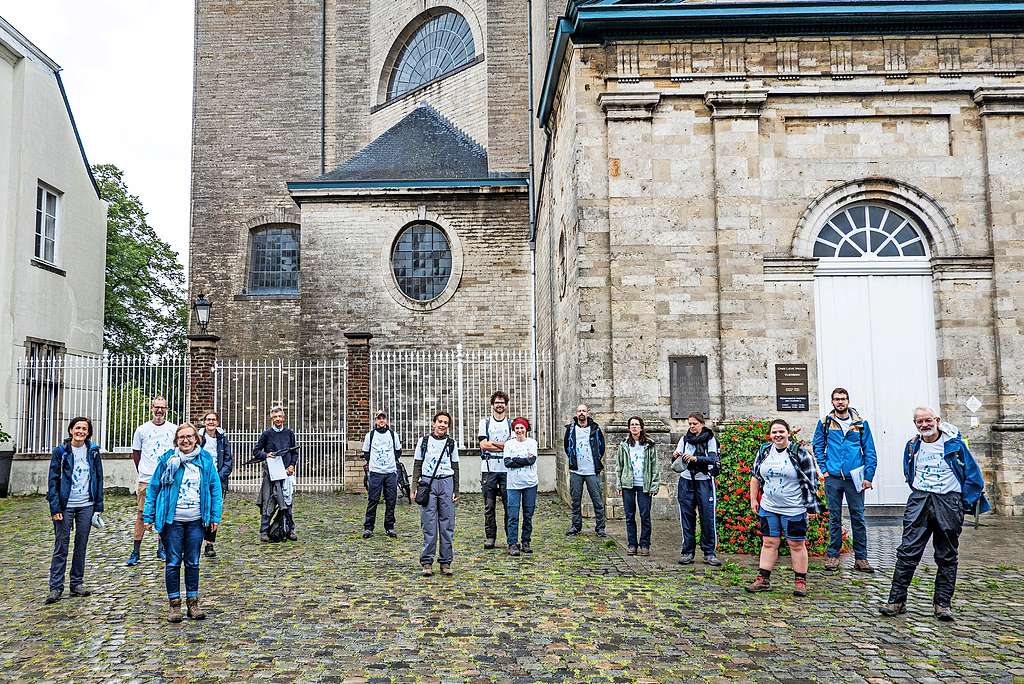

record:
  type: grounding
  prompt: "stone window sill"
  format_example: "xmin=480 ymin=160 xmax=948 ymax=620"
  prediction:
xmin=30 ymin=258 xmax=66 ymax=277
xmin=234 ymin=293 xmax=300 ymax=301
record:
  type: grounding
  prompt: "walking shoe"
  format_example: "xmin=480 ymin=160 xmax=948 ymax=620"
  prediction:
xmin=745 ymin=575 xmax=772 ymax=593
xmin=854 ymin=559 xmax=876 ymax=574
xmin=521 ymin=543 xmax=533 ymax=554
xmin=204 ymin=544 xmax=217 ymax=558
xmin=157 ymin=545 xmax=166 ymax=562
xmin=69 ymin=585 xmax=91 ymax=597
xmin=167 ymin=598 xmax=183 ymax=623
xmin=627 ymin=546 xmax=638 ymax=556
xmin=793 ymin=578 xmax=808 ymax=597
xmin=677 ymin=553 xmax=695 ymax=565
xmin=362 ymin=530 xmax=373 ymax=539
xmin=43 ymin=590 xmax=62 ymax=605
xmin=879 ymin=601 xmax=907 ymax=617
xmin=186 ymin=597 xmax=206 ymax=620
xmin=824 ymin=557 xmax=840 ymax=572
xmin=484 ymin=538 xmax=496 ymax=549
xmin=704 ymin=555 xmax=722 ymax=567
xmin=595 ymin=529 xmax=607 ymax=538
xmin=125 ymin=550 xmax=140 ymax=567
xmin=508 ymin=544 xmax=520 ymax=557
xmin=421 ymin=564 xmax=433 ymax=577
xmin=440 ymin=564 xmax=453 ymax=576
xmin=565 ymin=527 xmax=581 ymax=536
xmin=385 ymin=529 xmax=398 ymax=538
xmin=639 ymin=547 xmax=650 ymax=557
xmin=934 ymin=604 xmax=955 ymax=622
xmin=287 ymin=531 xmax=298 ymax=541
xmin=259 ymin=533 xmax=270 ymax=543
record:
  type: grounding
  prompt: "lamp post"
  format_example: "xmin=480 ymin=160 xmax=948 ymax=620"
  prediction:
xmin=187 ymin=294 xmax=219 ymax=425
xmin=192 ymin=294 xmax=212 ymax=334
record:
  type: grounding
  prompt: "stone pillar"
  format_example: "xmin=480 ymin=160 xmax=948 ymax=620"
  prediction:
xmin=344 ymin=332 xmax=372 ymax=492
xmin=187 ymin=334 xmax=220 ymax=424
xmin=706 ymin=91 xmax=769 ymax=419
xmin=603 ymin=416 xmax=673 ymax=520
xmin=975 ymin=87 xmax=1024 ymax=515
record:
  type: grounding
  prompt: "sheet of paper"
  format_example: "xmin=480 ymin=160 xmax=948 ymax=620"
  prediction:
xmin=266 ymin=455 xmax=288 ymax=481
xmin=849 ymin=465 xmax=865 ymax=491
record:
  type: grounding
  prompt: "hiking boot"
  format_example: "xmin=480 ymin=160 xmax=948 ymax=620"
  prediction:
xmin=69 ymin=585 xmax=91 ymax=597
xmin=204 ymin=544 xmax=217 ymax=558
xmin=508 ymin=544 xmax=520 ymax=557
xmin=678 ymin=553 xmax=695 ymax=565
xmin=565 ymin=527 xmax=581 ymax=536
xmin=259 ymin=533 xmax=270 ymax=543
xmin=44 ymin=590 xmax=62 ymax=605
xmin=639 ymin=547 xmax=650 ymax=557
xmin=385 ymin=529 xmax=398 ymax=538
xmin=167 ymin=598 xmax=183 ymax=623
xmin=362 ymin=530 xmax=373 ymax=539
xmin=595 ymin=530 xmax=607 ymax=538
xmin=934 ymin=604 xmax=955 ymax=622
xmin=484 ymin=539 xmax=496 ymax=549
xmin=186 ymin=597 xmax=206 ymax=620
xmin=879 ymin=601 xmax=907 ymax=617
xmin=421 ymin=564 xmax=433 ymax=577
xmin=125 ymin=550 xmax=140 ymax=567
xmin=824 ymin=556 xmax=840 ymax=572
xmin=704 ymin=555 xmax=722 ymax=567
xmin=287 ymin=531 xmax=298 ymax=542
xmin=793 ymin=577 xmax=808 ymax=597
xmin=440 ymin=564 xmax=453 ymax=576
xmin=521 ymin=543 xmax=533 ymax=554
xmin=854 ymin=559 xmax=876 ymax=574
xmin=627 ymin=546 xmax=637 ymax=556
xmin=745 ymin=575 xmax=772 ymax=593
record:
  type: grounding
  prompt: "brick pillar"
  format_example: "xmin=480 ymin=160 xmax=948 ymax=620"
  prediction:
xmin=344 ymin=332 xmax=372 ymax=492
xmin=187 ymin=334 xmax=220 ymax=425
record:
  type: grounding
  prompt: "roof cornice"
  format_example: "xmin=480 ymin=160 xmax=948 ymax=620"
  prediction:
xmin=288 ymin=177 xmax=529 ymax=202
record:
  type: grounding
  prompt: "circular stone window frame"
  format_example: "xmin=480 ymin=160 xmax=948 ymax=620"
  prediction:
xmin=381 ymin=214 xmax=464 ymax=312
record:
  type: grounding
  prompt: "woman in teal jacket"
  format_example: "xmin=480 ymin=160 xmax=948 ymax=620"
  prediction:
xmin=615 ymin=416 xmax=660 ymax=556
xmin=143 ymin=423 xmax=222 ymax=623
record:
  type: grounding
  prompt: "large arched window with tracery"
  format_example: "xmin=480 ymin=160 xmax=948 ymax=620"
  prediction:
xmin=813 ymin=203 xmax=928 ymax=258
xmin=386 ymin=11 xmax=475 ymax=101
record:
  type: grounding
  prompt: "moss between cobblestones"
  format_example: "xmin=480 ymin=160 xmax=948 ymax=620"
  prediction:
xmin=0 ymin=493 xmax=1021 ymax=683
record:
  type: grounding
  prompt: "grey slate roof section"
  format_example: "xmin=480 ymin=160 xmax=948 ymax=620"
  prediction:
xmin=317 ymin=103 xmax=488 ymax=182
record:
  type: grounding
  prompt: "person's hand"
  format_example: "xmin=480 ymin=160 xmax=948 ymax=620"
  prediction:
xmin=52 ymin=512 xmax=63 ymax=521
xmin=287 ymin=465 xmax=295 ymax=476
xmin=267 ymin=452 xmax=275 ymax=459
xmin=684 ymin=454 xmax=697 ymax=463
xmin=823 ymin=472 xmax=830 ymax=478
xmin=145 ymin=523 xmax=154 ymax=532
xmin=750 ymin=499 xmax=759 ymax=515
xmin=862 ymin=479 xmax=873 ymax=490
xmin=209 ymin=523 xmax=219 ymax=531
xmin=363 ymin=463 xmax=369 ymax=472
xmin=452 ymin=493 xmax=459 ymax=504
xmin=672 ymin=452 xmax=682 ymax=460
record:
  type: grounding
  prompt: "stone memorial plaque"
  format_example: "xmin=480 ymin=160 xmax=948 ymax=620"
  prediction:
xmin=775 ymin=363 xmax=809 ymax=412
xmin=670 ymin=356 xmax=710 ymax=419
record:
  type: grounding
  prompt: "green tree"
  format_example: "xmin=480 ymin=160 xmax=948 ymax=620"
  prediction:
xmin=94 ymin=163 xmax=187 ymax=355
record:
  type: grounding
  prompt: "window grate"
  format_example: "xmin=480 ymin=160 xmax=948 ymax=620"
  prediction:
xmin=391 ymin=223 xmax=453 ymax=302
xmin=387 ymin=12 xmax=476 ymax=101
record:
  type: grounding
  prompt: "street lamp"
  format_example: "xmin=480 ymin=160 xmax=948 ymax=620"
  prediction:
xmin=192 ymin=294 xmax=212 ymax=333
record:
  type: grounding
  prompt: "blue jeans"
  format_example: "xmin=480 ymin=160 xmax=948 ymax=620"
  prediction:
xmin=164 ymin=519 xmax=205 ymax=599
xmin=825 ymin=475 xmax=868 ymax=560
xmin=622 ymin=487 xmax=652 ymax=548
xmin=506 ymin=486 xmax=537 ymax=546
xmin=49 ymin=505 xmax=94 ymax=591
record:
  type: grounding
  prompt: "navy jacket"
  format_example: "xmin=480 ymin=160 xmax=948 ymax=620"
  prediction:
xmin=47 ymin=440 xmax=104 ymax=515
xmin=200 ymin=427 xmax=234 ymax=484
xmin=563 ymin=418 xmax=606 ymax=475
xmin=253 ymin=427 xmax=299 ymax=469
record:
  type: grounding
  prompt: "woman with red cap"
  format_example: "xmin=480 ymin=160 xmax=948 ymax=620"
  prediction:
xmin=503 ymin=417 xmax=539 ymax=556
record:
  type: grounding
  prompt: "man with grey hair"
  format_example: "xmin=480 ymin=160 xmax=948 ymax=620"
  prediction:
xmin=563 ymin=404 xmax=607 ymax=537
xmin=880 ymin=406 xmax=990 ymax=622
xmin=253 ymin=406 xmax=299 ymax=542
xmin=126 ymin=396 xmax=177 ymax=566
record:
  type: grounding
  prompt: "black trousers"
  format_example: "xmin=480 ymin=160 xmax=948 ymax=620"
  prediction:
xmin=887 ymin=489 xmax=963 ymax=607
xmin=364 ymin=471 xmax=398 ymax=532
xmin=481 ymin=470 xmax=508 ymax=541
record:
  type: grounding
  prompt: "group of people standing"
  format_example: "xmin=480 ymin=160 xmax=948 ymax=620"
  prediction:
xmin=44 ymin=387 xmax=990 ymax=623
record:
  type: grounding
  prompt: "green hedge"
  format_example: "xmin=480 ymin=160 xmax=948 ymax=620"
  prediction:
xmin=713 ymin=419 xmax=850 ymax=556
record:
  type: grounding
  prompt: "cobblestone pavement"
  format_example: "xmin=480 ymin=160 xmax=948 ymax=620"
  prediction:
xmin=1 ymin=493 xmax=1022 ymax=683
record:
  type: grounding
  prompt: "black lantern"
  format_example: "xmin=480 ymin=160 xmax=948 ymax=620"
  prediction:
xmin=192 ymin=294 xmax=212 ymax=333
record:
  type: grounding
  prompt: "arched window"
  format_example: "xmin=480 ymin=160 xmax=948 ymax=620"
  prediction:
xmin=248 ymin=224 xmax=300 ymax=294
xmin=813 ymin=203 xmax=928 ymax=258
xmin=386 ymin=11 xmax=475 ymax=101
xmin=391 ymin=222 xmax=452 ymax=301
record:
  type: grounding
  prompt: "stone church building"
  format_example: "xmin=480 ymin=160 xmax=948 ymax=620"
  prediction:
xmin=190 ymin=0 xmax=1024 ymax=514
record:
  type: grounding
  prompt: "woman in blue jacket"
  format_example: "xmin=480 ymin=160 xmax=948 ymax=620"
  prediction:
xmin=45 ymin=417 xmax=104 ymax=605
xmin=144 ymin=423 xmax=223 ymax=623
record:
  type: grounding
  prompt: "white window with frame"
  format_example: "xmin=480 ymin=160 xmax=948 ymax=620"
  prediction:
xmin=35 ymin=183 xmax=60 ymax=264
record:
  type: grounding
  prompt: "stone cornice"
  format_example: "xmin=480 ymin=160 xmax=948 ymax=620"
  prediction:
xmin=598 ymin=92 xmax=662 ymax=121
xmin=931 ymin=255 xmax=995 ymax=279
xmin=763 ymin=256 xmax=817 ymax=282
xmin=973 ymin=87 xmax=1024 ymax=115
xmin=705 ymin=90 xmax=768 ymax=118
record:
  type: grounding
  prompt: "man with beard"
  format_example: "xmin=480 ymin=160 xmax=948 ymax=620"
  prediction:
xmin=880 ymin=407 xmax=990 ymax=622
xmin=478 ymin=390 xmax=511 ymax=549
xmin=563 ymin=403 xmax=607 ymax=537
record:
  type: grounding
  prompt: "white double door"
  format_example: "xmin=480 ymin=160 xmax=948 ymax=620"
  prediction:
xmin=813 ymin=269 xmax=940 ymax=505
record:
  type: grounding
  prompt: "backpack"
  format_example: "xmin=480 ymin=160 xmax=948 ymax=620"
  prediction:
xmin=480 ymin=417 xmax=510 ymax=457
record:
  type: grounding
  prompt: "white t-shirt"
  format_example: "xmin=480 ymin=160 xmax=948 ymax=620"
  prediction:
xmin=174 ymin=461 xmax=203 ymax=522
xmin=201 ymin=433 xmax=219 ymax=462
xmin=363 ymin=429 xmax=401 ymax=474
xmin=417 ymin=435 xmax=459 ymax=478
xmin=835 ymin=416 xmax=854 ymax=435
xmin=759 ymin=447 xmax=806 ymax=517
xmin=628 ymin=442 xmax=646 ymax=488
xmin=132 ymin=421 xmax=178 ymax=484
xmin=572 ymin=424 xmax=595 ymax=475
xmin=913 ymin=436 xmax=961 ymax=494
xmin=504 ymin=437 xmax=539 ymax=490
xmin=67 ymin=444 xmax=92 ymax=508
xmin=673 ymin=435 xmax=720 ymax=481
xmin=478 ymin=416 xmax=511 ymax=474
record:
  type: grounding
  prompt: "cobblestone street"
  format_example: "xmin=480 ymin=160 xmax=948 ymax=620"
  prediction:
xmin=1 ymin=492 xmax=1022 ymax=683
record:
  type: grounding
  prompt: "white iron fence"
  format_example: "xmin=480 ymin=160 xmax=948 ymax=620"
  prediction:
xmin=213 ymin=358 xmax=347 ymax=493
xmin=370 ymin=345 xmax=556 ymax=449
xmin=15 ymin=353 xmax=189 ymax=454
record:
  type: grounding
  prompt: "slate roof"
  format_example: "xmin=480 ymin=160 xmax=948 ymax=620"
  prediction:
xmin=317 ymin=104 xmax=489 ymax=182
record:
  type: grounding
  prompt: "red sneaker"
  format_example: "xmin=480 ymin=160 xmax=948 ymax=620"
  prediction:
xmin=793 ymin=577 xmax=808 ymax=597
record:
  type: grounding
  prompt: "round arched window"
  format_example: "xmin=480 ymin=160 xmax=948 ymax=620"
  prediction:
xmin=387 ymin=11 xmax=476 ymax=100
xmin=391 ymin=223 xmax=453 ymax=302
xmin=813 ymin=203 xmax=928 ymax=258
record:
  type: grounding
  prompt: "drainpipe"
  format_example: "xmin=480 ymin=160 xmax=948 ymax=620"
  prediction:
xmin=527 ymin=0 xmax=540 ymax=438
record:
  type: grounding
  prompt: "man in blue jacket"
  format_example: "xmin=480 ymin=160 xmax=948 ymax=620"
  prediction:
xmin=564 ymin=404 xmax=607 ymax=537
xmin=812 ymin=388 xmax=878 ymax=573
xmin=880 ymin=407 xmax=990 ymax=622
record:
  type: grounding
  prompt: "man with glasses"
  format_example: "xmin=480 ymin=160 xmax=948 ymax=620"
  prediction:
xmin=127 ymin=396 xmax=178 ymax=566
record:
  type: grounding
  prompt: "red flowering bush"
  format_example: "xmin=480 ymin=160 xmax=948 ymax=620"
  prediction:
xmin=712 ymin=419 xmax=850 ymax=556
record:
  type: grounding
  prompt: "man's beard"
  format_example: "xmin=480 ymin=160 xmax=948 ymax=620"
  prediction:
xmin=918 ymin=427 xmax=937 ymax=437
